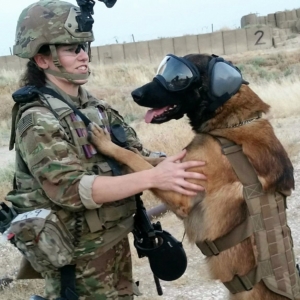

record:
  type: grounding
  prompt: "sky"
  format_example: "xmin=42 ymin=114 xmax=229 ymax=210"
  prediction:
xmin=1 ymin=0 xmax=300 ymax=56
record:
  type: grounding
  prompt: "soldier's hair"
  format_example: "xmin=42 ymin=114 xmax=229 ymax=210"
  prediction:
xmin=20 ymin=45 xmax=51 ymax=88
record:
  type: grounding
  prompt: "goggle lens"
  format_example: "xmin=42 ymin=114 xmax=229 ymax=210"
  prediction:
xmin=156 ymin=56 xmax=194 ymax=91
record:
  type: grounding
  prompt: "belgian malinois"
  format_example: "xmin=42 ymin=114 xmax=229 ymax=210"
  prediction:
xmin=88 ymin=54 xmax=299 ymax=300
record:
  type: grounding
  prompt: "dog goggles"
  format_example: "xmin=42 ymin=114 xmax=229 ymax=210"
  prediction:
xmin=207 ymin=56 xmax=247 ymax=111
xmin=155 ymin=54 xmax=200 ymax=92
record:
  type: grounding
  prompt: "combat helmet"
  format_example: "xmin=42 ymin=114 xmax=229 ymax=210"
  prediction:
xmin=13 ymin=0 xmax=95 ymax=81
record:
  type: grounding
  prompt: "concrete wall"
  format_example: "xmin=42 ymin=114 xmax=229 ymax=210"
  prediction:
xmin=0 ymin=26 xmax=273 ymax=70
xmin=241 ymin=9 xmax=300 ymax=32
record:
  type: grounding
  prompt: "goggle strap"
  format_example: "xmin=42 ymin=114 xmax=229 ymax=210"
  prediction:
xmin=208 ymin=93 xmax=231 ymax=111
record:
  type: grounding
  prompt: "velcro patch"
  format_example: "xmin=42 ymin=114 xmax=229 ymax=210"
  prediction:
xmin=18 ymin=114 xmax=34 ymax=137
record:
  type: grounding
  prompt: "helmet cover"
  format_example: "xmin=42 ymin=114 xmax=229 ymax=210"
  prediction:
xmin=13 ymin=0 xmax=94 ymax=58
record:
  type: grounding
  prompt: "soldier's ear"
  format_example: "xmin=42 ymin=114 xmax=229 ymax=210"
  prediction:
xmin=33 ymin=53 xmax=51 ymax=70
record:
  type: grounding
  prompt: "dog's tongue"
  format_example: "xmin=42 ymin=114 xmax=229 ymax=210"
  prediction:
xmin=145 ymin=106 xmax=169 ymax=123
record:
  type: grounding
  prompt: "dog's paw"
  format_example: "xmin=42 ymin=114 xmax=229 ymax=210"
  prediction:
xmin=87 ymin=123 xmax=115 ymax=155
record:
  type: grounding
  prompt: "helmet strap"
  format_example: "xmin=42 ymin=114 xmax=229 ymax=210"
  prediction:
xmin=44 ymin=45 xmax=90 ymax=82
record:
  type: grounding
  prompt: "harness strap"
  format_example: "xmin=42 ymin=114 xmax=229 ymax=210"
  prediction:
xmin=84 ymin=210 xmax=103 ymax=233
xmin=216 ymin=137 xmax=260 ymax=186
xmin=196 ymin=215 xmax=253 ymax=256
xmin=223 ymin=259 xmax=284 ymax=294
xmin=71 ymin=121 xmax=86 ymax=130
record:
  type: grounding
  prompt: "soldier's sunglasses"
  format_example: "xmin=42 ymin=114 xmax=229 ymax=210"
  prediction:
xmin=57 ymin=43 xmax=89 ymax=56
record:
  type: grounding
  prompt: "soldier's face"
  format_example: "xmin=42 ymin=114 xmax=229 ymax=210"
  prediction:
xmin=34 ymin=44 xmax=90 ymax=90
xmin=55 ymin=44 xmax=90 ymax=85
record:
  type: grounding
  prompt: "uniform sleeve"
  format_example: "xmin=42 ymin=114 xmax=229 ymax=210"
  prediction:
xmin=17 ymin=107 xmax=99 ymax=211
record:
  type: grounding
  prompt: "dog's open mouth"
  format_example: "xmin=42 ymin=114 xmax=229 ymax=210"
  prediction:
xmin=145 ymin=105 xmax=181 ymax=123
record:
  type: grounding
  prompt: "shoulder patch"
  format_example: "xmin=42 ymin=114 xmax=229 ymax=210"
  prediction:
xmin=18 ymin=113 xmax=34 ymax=137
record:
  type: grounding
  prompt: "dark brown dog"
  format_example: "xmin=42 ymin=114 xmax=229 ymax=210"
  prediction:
xmin=89 ymin=54 xmax=297 ymax=300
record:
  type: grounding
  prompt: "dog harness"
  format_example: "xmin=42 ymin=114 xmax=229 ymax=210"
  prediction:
xmin=196 ymin=137 xmax=300 ymax=299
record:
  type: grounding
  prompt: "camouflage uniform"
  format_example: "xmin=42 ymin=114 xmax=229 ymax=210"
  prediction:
xmin=8 ymin=1 xmax=155 ymax=298
xmin=7 ymin=79 xmax=149 ymax=299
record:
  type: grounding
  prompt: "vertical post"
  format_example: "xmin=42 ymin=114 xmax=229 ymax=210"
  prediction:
xmin=9 ymin=47 xmax=12 ymax=55
xmin=132 ymin=34 xmax=135 ymax=43
xmin=211 ymin=24 xmax=214 ymax=32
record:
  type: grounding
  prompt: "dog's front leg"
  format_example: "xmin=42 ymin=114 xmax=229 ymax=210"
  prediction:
xmin=88 ymin=124 xmax=193 ymax=217
xmin=128 ymin=147 xmax=166 ymax=167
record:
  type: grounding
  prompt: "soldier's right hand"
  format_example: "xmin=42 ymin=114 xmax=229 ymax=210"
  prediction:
xmin=149 ymin=149 xmax=207 ymax=196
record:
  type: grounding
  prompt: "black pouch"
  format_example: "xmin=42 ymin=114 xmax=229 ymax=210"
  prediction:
xmin=12 ymin=86 xmax=39 ymax=104
xmin=110 ymin=124 xmax=128 ymax=148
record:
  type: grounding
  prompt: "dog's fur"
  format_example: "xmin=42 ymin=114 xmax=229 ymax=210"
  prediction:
xmin=89 ymin=54 xmax=295 ymax=300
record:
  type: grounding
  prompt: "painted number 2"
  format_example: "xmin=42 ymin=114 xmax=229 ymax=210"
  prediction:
xmin=255 ymin=30 xmax=266 ymax=45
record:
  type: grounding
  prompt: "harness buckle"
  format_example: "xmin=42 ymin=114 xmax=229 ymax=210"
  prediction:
xmin=236 ymin=274 xmax=253 ymax=291
xmin=204 ymin=240 xmax=220 ymax=256
xmin=224 ymin=274 xmax=253 ymax=294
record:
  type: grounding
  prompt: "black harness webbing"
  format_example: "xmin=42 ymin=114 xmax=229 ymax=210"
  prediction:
xmin=38 ymin=87 xmax=91 ymax=126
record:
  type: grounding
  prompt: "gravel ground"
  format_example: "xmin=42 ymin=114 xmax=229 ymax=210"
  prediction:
xmin=0 ymin=146 xmax=14 ymax=168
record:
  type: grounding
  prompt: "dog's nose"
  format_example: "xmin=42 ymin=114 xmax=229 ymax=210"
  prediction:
xmin=131 ymin=87 xmax=143 ymax=103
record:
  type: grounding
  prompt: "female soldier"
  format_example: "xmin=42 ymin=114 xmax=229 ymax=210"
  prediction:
xmin=6 ymin=0 xmax=206 ymax=299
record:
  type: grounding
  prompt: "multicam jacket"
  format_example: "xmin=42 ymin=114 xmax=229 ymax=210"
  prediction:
xmin=6 ymin=80 xmax=151 ymax=259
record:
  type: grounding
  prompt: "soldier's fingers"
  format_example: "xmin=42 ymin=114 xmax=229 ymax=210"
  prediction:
xmin=179 ymin=160 xmax=206 ymax=169
xmin=88 ymin=123 xmax=105 ymax=140
xmin=183 ymin=171 xmax=207 ymax=180
xmin=93 ymin=122 xmax=105 ymax=131
xmin=87 ymin=130 xmax=95 ymax=143
xmin=174 ymin=186 xmax=198 ymax=196
xmin=177 ymin=179 xmax=205 ymax=192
